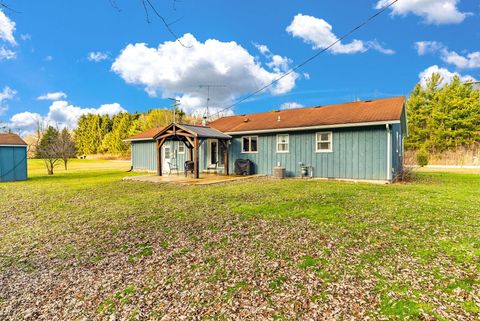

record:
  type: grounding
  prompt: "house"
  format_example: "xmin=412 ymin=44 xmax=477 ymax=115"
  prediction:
xmin=124 ymin=96 xmax=407 ymax=182
xmin=0 ymin=133 xmax=28 ymax=182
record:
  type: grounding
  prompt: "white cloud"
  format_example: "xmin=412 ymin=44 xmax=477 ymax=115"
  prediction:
xmin=286 ymin=14 xmax=395 ymax=55
xmin=0 ymin=9 xmax=16 ymax=45
xmin=9 ymin=111 xmax=42 ymax=133
xmin=366 ymin=40 xmax=395 ymax=55
xmin=280 ymin=102 xmax=304 ymax=110
xmin=111 ymin=33 xmax=300 ymax=115
xmin=45 ymin=55 xmax=53 ymax=62
xmin=37 ymin=92 xmax=68 ymax=101
xmin=88 ymin=51 xmax=109 ymax=62
xmin=20 ymin=34 xmax=31 ymax=41
xmin=286 ymin=14 xmax=366 ymax=54
xmin=0 ymin=86 xmax=16 ymax=115
xmin=0 ymin=46 xmax=15 ymax=60
xmin=418 ymin=65 xmax=475 ymax=87
xmin=376 ymin=0 xmax=469 ymax=24
xmin=9 ymin=101 xmax=126 ymax=133
xmin=254 ymin=43 xmax=270 ymax=55
xmin=415 ymin=41 xmax=444 ymax=55
xmin=441 ymin=50 xmax=480 ymax=69
xmin=415 ymin=41 xmax=480 ymax=69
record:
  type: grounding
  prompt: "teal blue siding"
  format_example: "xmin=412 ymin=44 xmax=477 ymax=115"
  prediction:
xmin=131 ymin=140 xmax=157 ymax=172
xmin=131 ymin=140 xmax=189 ymax=172
xmin=227 ymin=126 xmax=389 ymax=180
xmin=391 ymin=123 xmax=404 ymax=180
xmin=0 ymin=146 xmax=28 ymax=182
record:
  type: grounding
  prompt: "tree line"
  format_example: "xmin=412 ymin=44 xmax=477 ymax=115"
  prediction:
xmin=406 ymin=74 xmax=480 ymax=155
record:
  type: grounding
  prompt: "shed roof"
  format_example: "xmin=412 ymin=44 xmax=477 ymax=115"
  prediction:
xmin=124 ymin=123 xmax=231 ymax=142
xmin=0 ymin=133 xmax=27 ymax=146
xmin=174 ymin=123 xmax=231 ymax=139
xmin=208 ymin=96 xmax=406 ymax=134
xmin=124 ymin=127 xmax=164 ymax=141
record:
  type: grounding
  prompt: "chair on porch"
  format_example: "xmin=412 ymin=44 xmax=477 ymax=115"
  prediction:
xmin=184 ymin=161 xmax=194 ymax=177
xmin=206 ymin=161 xmax=218 ymax=174
xmin=168 ymin=158 xmax=179 ymax=175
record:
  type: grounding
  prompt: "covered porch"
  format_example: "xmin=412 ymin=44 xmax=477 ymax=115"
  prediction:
xmin=153 ymin=123 xmax=232 ymax=179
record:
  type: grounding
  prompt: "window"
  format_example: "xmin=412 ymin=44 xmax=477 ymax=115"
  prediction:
xmin=242 ymin=136 xmax=258 ymax=153
xmin=316 ymin=132 xmax=332 ymax=152
xmin=276 ymin=134 xmax=289 ymax=153
xmin=178 ymin=142 xmax=185 ymax=154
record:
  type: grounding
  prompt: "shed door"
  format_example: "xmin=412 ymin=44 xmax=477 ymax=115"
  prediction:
xmin=162 ymin=144 xmax=172 ymax=172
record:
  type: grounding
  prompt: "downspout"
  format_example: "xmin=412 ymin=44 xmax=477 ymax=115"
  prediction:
xmin=386 ymin=124 xmax=391 ymax=181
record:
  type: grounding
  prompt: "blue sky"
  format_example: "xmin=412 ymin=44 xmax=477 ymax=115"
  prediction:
xmin=0 ymin=0 xmax=479 ymax=133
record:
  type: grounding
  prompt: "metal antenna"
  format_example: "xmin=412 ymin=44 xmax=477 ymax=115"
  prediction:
xmin=168 ymin=98 xmax=180 ymax=123
xmin=198 ymin=85 xmax=226 ymax=119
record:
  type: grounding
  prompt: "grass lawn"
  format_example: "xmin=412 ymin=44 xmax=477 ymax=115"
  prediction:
xmin=1 ymin=159 xmax=479 ymax=320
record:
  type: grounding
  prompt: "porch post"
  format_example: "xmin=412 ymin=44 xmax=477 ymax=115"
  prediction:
xmin=157 ymin=138 xmax=167 ymax=176
xmin=224 ymin=140 xmax=229 ymax=176
xmin=194 ymin=136 xmax=199 ymax=179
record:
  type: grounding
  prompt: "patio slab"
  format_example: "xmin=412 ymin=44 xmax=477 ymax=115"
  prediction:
xmin=123 ymin=173 xmax=262 ymax=185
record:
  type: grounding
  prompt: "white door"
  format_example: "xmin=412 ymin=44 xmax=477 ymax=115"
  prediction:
xmin=162 ymin=144 xmax=171 ymax=172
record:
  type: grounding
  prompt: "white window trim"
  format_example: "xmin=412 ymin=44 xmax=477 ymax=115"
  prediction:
xmin=276 ymin=134 xmax=289 ymax=153
xmin=315 ymin=131 xmax=333 ymax=153
xmin=178 ymin=142 xmax=185 ymax=154
xmin=241 ymin=136 xmax=258 ymax=154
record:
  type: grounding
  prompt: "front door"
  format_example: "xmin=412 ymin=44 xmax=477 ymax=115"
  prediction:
xmin=208 ymin=139 xmax=225 ymax=168
xmin=209 ymin=140 xmax=218 ymax=166
xmin=162 ymin=144 xmax=171 ymax=172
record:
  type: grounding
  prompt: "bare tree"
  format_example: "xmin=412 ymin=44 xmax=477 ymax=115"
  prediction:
xmin=58 ymin=128 xmax=77 ymax=170
xmin=36 ymin=126 xmax=61 ymax=175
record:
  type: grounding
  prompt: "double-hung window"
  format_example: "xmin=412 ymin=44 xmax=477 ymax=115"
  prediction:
xmin=178 ymin=142 xmax=185 ymax=154
xmin=276 ymin=134 xmax=289 ymax=153
xmin=242 ymin=136 xmax=258 ymax=153
xmin=316 ymin=132 xmax=333 ymax=152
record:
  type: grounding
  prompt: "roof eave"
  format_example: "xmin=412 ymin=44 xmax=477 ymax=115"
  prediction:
xmin=222 ymin=120 xmax=401 ymax=135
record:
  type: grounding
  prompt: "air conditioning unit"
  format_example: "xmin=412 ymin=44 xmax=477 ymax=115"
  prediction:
xmin=273 ymin=166 xmax=286 ymax=179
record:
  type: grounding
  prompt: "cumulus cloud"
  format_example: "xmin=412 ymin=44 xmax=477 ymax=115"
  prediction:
xmin=376 ymin=0 xmax=469 ymax=24
xmin=37 ymin=92 xmax=68 ymax=101
xmin=111 ymin=33 xmax=300 ymax=115
xmin=286 ymin=14 xmax=366 ymax=54
xmin=9 ymin=100 xmax=126 ymax=133
xmin=0 ymin=9 xmax=16 ymax=45
xmin=0 ymin=86 xmax=16 ymax=115
xmin=415 ymin=41 xmax=480 ymax=69
xmin=415 ymin=41 xmax=444 ymax=55
xmin=286 ymin=14 xmax=394 ymax=55
xmin=280 ymin=102 xmax=304 ymax=110
xmin=0 ymin=9 xmax=17 ymax=61
xmin=0 ymin=46 xmax=15 ymax=60
xmin=88 ymin=51 xmax=109 ymax=62
xmin=418 ymin=65 xmax=476 ymax=87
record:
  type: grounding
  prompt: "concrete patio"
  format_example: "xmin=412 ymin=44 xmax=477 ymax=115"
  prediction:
xmin=123 ymin=173 xmax=262 ymax=185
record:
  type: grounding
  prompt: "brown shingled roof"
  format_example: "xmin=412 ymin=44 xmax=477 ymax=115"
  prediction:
xmin=0 ymin=133 xmax=27 ymax=146
xmin=124 ymin=127 xmax=164 ymax=141
xmin=208 ymin=96 xmax=406 ymax=133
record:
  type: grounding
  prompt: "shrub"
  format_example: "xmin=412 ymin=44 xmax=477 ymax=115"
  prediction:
xmin=416 ymin=150 xmax=429 ymax=167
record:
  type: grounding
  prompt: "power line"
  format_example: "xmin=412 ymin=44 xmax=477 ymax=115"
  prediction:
xmin=209 ymin=0 xmax=399 ymax=119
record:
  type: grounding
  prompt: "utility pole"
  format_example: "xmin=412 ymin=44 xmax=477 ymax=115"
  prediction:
xmin=168 ymin=98 xmax=180 ymax=123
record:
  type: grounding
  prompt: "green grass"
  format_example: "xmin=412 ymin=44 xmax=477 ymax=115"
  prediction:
xmin=1 ymin=159 xmax=479 ymax=319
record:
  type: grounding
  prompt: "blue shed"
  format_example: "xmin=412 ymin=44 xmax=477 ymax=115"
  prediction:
xmin=0 ymin=133 xmax=28 ymax=182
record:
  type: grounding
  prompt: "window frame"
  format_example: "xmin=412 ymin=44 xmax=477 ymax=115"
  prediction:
xmin=276 ymin=134 xmax=289 ymax=153
xmin=241 ymin=136 xmax=259 ymax=153
xmin=315 ymin=131 xmax=333 ymax=153
xmin=178 ymin=142 xmax=185 ymax=154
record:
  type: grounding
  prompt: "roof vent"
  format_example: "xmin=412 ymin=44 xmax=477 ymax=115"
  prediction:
xmin=364 ymin=100 xmax=373 ymax=103
xmin=277 ymin=115 xmax=281 ymax=122
xmin=243 ymin=117 xmax=249 ymax=122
